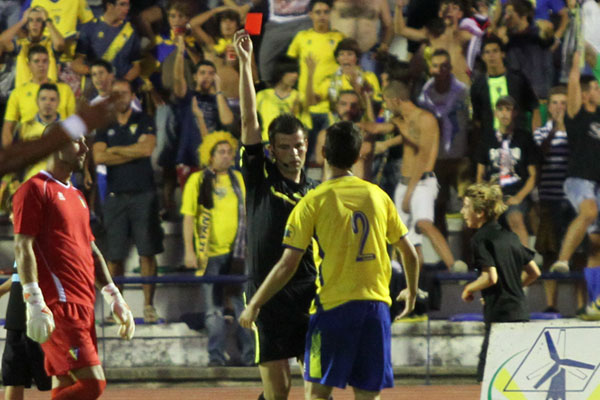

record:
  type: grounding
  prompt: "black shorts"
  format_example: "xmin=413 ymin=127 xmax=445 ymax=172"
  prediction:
xmin=2 ymin=330 xmax=51 ymax=390
xmin=254 ymin=304 xmax=309 ymax=364
xmin=103 ymin=191 xmax=164 ymax=260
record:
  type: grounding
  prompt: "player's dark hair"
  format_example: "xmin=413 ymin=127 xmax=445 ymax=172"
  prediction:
xmin=90 ymin=59 xmax=114 ymax=74
xmin=309 ymin=0 xmax=332 ymax=11
xmin=334 ymin=38 xmax=361 ymax=61
xmin=271 ymin=55 xmax=299 ymax=86
xmin=194 ymin=60 xmax=216 ymax=74
xmin=37 ymin=83 xmax=59 ymax=99
xmin=580 ymin=75 xmax=598 ymax=93
xmin=27 ymin=44 xmax=48 ymax=60
xmin=324 ymin=121 xmax=362 ymax=170
xmin=268 ymin=114 xmax=306 ymax=145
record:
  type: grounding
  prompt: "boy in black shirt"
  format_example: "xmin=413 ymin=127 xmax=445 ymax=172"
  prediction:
xmin=460 ymin=183 xmax=541 ymax=382
xmin=475 ymin=96 xmax=538 ymax=247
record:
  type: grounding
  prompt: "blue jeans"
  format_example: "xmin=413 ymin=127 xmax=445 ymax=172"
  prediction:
xmin=203 ymin=254 xmax=254 ymax=365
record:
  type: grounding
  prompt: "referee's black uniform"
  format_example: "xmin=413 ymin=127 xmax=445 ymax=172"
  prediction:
xmin=242 ymin=144 xmax=318 ymax=364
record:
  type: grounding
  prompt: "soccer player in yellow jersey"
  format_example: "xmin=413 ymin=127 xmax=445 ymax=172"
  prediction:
xmin=287 ymin=0 xmax=344 ymax=116
xmin=240 ymin=121 xmax=420 ymax=400
xmin=2 ymin=45 xmax=75 ymax=148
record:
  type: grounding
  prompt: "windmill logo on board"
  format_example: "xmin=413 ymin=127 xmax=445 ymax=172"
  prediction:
xmin=484 ymin=326 xmax=600 ymax=400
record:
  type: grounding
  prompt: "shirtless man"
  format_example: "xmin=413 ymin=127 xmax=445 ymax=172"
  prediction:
xmin=382 ymin=80 xmax=467 ymax=272
xmin=395 ymin=0 xmax=482 ymax=85
xmin=330 ymin=0 xmax=393 ymax=71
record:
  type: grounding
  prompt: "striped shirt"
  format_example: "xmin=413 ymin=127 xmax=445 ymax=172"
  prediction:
xmin=533 ymin=120 xmax=569 ymax=201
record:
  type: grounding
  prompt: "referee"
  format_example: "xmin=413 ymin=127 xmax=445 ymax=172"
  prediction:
xmin=236 ymin=30 xmax=318 ymax=400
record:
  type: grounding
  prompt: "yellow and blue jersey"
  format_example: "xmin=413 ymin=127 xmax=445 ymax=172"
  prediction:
xmin=282 ymin=175 xmax=408 ymax=313
xmin=76 ymin=17 xmax=142 ymax=79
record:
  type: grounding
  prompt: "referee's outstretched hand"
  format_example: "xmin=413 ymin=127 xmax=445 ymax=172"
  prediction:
xmin=395 ymin=288 xmax=417 ymax=320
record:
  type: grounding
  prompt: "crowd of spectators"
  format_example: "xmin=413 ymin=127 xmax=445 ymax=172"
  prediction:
xmin=0 ymin=0 xmax=600 ymax=331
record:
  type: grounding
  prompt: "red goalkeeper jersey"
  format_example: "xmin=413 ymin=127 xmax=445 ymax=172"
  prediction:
xmin=13 ymin=171 xmax=96 ymax=307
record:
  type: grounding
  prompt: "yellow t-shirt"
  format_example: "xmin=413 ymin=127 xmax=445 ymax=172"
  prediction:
xmin=180 ymin=170 xmax=245 ymax=257
xmin=15 ymin=36 xmax=58 ymax=87
xmin=32 ymin=0 xmax=93 ymax=39
xmin=256 ymin=88 xmax=300 ymax=143
xmin=32 ymin=0 xmax=94 ymax=59
xmin=4 ymin=81 xmax=75 ymax=123
xmin=19 ymin=117 xmax=54 ymax=180
xmin=283 ymin=175 xmax=408 ymax=313
xmin=317 ymin=68 xmax=382 ymax=111
xmin=287 ymin=28 xmax=344 ymax=114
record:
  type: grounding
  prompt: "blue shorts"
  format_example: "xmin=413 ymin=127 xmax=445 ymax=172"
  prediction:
xmin=304 ymin=300 xmax=394 ymax=392
xmin=564 ymin=178 xmax=600 ymax=234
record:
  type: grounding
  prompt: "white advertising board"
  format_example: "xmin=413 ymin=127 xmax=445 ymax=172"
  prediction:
xmin=481 ymin=320 xmax=600 ymax=400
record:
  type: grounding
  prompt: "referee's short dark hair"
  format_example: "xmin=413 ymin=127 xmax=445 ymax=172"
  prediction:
xmin=324 ymin=121 xmax=362 ymax=170
xmin=268 ymin=114 xmax=306 ymax=145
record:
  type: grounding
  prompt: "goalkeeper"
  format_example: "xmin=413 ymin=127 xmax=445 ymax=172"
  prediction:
xmin=12 ymin=130 xmax=134 ymax=400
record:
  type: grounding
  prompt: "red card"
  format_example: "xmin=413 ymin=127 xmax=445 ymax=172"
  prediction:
xmin=245 ymin=13 xmax=263 ymax=36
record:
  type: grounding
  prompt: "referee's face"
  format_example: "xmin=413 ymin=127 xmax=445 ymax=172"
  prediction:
xmin=270 ymin=130 xmax=307 ymax=176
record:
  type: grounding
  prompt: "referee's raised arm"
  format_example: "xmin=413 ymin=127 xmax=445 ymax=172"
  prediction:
xmin=235 ymin=30 xmax=261 ymax=146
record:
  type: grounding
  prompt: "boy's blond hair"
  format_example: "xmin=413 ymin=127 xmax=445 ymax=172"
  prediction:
xmin=464 ymin=183 xmax=507 ymax=221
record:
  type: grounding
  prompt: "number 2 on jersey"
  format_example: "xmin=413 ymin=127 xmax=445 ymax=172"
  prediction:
xmin=352 ymin=211 xmax=376 ymax=262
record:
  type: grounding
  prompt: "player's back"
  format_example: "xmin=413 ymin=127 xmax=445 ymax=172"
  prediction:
xmin=285 ymin=175 xmax=407 ymax=313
